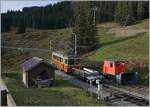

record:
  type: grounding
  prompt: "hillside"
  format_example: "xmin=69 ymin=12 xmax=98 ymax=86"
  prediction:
xmin=82 ymin=19 xmax=149 ymax=63
xmin=2 ymin=19 xmax=149 ymax=85
xmin=2 ymin=28 xmax=72 ymax=70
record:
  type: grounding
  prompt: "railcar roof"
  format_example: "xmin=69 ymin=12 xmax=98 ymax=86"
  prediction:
xmin=105 ymin=59 xmax=125 ymax=62
xmin=52 ymin=51 xmax=80 ymax=59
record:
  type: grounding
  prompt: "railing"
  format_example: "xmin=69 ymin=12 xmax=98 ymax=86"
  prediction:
xmin=0 ymin=79 xmax=16 ymax=106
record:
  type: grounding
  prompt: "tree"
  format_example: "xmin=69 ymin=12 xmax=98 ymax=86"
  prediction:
xmin=1 ymin=13 xmax=11 ymax=32
xmin=1 ymin=1 xmax=149 ymax=32
xmin=17 ymin=17 xmax=26 ymax=34
xmin=137 ymin=2 xmax=145 ymax=20
xmin=115 ymin=1 xmax=136 ymax=26
xmin=72 ymin=1 xmax=98 ymax=54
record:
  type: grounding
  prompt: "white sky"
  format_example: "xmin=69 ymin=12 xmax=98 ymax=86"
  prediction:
xmin=1 ymin=0 xmax=58 ymax=13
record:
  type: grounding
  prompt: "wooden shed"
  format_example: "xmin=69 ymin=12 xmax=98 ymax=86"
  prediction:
xmin=20 ymin=57 xmax=55 ymax=88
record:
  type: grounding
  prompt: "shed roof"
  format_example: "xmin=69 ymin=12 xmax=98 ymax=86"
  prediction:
xmin=20 ymin=57 xmax=55 ymax=72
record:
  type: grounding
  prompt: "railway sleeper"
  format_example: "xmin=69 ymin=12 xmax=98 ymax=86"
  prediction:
xmin=112 ymin=93 xmax=149 ymax=106
xmin=123 ymin=94 xmax=149 ymax=103
xmin=131 ymin=100 xmax=149 ymax=106
xmin=124 ymin=98 xmax=149 ymax=106
xmin=110 ymin=99 xmax=122 ymax=103
xmin=130 ymin=101 xmax=147 ymax=106
xmin=105 ymin=95 xmax=123 ymax=102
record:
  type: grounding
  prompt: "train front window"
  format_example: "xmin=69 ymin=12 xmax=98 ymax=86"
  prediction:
xmin=53 ymin=55 xmax=62 ymax=62
xmin=68 ymin=59 xmax=74 ymax=65
xmin=65 ymin=59 xmax=68 ymax=64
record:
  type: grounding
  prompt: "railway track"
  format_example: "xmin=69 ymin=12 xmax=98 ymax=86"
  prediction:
xmin=55 ymin=70 xmax=149 ymax=106
xmin=103 ymin=85 xmax=149 ymax=106
xmin=96 ymin=79 xmax=149 ymax=106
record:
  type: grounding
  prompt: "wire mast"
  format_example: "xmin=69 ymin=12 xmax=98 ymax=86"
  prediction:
xmin=73 ymin=33 xmax=77 ymax=57
xmin=92 ymin=7 xmax=98 ymax=25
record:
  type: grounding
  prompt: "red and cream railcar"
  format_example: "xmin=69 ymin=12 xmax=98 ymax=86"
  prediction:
xmin=51 ymin=51 xmax=80 ymax=73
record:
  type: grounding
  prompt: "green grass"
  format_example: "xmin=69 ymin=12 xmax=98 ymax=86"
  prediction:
xmin=130 ymin=19 xmax=149 ymax=29
xmin=82 ymin=32 xmax=148 ymax=63
xmin=2 ymin=71 xmax=110 ymax=106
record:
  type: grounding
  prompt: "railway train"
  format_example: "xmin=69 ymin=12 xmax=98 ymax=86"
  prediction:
xmin=51 ymin=51 xmax=81 ymax=73
xmin=52 ymin=51 xmax=138 ymax=85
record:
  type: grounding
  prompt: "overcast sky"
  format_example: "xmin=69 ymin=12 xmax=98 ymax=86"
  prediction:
xmin=1 ymin=0 xmax=58 ymax=13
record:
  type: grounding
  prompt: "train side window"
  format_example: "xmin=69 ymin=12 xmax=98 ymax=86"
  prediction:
xmin=68 ymin=59 xmax=74 ymax=65
xmin=110 ymin=63 xmax=113 ymax=67
xmin=60 ymin=58 xmax=63 ymax=62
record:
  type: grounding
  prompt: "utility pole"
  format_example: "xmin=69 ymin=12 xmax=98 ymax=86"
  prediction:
xmin=49 ymin=40 xmax=52 ymax=51
xmin=74 ymin=33 xmax=77 ymax=57
xmin=92 ymin=7 xmax=98 ymax=25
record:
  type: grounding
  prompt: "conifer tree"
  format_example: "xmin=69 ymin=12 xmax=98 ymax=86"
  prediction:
xmin=17 ymin=17 xmax=26 ymax=34
xmin=115 ymin=1 xmax=136 ymax=26
xmin=72 ymin=2 xmax=98 ymax=54
xmin=137 ymin=2 xmax=145 ymax=20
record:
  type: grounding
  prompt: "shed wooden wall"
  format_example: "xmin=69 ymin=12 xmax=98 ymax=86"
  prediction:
xmin=23 ymin=63 xmax=55 ymax=87
xmin=22 ymin=70 xmax=29 ymax=87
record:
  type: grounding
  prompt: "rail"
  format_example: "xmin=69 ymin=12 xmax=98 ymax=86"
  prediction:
xmin=103 ymin=84 xmax=149 ymax=100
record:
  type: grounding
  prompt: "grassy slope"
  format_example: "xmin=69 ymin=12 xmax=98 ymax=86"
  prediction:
xmin=82 ymin=19 xmax=149 ymax=63
xmin=2 ymin=72 xmax=109 ymax=106
xmin=2 ymin=28 xmax=72 ymax=70
xmin=82 ymin=31 xmax=148 ymax=63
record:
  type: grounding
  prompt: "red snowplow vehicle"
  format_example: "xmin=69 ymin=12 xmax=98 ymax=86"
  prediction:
xmin=102 ymin=60 xmax=138 ymax=85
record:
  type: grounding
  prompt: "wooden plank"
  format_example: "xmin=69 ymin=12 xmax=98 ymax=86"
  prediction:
xmin=1 ymin=89 xmax=7 ymax=106
xmin=0 ymin=79 xmax=16 ymax=106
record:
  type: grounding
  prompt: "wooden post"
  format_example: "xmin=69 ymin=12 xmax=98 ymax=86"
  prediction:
xmin=1 ymin=89 xmax=7 ymax=106
xmin=89 ymin=80 xmax=93 ymax=96
xmin=96 ymin=79 xmax=103 ymax=100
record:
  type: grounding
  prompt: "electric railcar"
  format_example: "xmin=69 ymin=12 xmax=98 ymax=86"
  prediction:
xmin=51 ymin=51 xmax=81 ymax=73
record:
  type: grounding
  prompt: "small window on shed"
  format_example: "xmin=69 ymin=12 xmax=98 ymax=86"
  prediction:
xmin=110 ymin=63 xmax=113 ymax=67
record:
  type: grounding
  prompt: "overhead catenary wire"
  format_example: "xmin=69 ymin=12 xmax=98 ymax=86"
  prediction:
xmin=1 ymin=46 xmax=50 ymax=52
